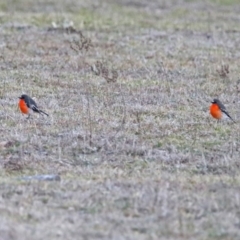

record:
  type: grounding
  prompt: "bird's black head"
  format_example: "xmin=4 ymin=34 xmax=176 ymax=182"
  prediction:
xmin=212 ymin=98 xmax=218 ymax=104
xmin=19 ymin=94 xmax=28 ymax=100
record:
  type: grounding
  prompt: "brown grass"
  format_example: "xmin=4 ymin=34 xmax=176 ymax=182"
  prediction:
xmin=1 ymin=0 xmax=240 ymax=239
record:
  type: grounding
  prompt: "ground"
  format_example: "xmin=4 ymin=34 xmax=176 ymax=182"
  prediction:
xmin=1 ymin=0 xmax=240 ymax=239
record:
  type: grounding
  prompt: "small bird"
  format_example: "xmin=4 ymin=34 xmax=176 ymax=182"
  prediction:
xmin=210 ymin=98 xmax=235 ymax=123
xmin=18 ymin=94 xmax=49 ymax=118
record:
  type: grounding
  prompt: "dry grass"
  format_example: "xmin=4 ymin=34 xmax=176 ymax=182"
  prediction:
xmin=1 ymin=0 xmax=240 ymax=239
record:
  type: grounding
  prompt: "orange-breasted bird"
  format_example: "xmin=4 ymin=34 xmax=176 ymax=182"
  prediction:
xmin=18 ymin=94 xmax=49 ymax=118
xmin=210 ymin=98 xmax=235 ymax=123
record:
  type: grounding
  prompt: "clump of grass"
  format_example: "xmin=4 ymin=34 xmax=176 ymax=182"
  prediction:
xmin=91 ymin=60 xmax=118 ymax=83
xmin=216 ymin=64 xmax=229 ymax=78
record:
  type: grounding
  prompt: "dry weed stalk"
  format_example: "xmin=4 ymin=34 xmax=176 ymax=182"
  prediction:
xmin=236 ymin=79 xmax=240 ymax=93
xmin=132 ymin=111 xmax=142 ymax=135
xmin=86 ymin=91 xmax=93 ymax=147
xmin=48 ymin=24 xmax=79 ymax=34
xmin=91 ymin=60 xmax=118 ymax=83
xmin=69 ymin=31 xmax=93 ymax=52
xmin=216 ymin=64 xmax=229 ymax=77
xmin=3 ymin=159 xmax=24 ymax=172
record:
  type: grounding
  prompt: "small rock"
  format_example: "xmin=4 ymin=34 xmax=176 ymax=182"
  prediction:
xmin=19 ymin=174 xmax=61 ymax=181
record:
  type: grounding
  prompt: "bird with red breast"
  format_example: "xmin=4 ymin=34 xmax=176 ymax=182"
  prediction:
xmin=18 ymin=94 xmax=49 ymax=118
xmin=209 ymin=98 xmax=235 ymax=123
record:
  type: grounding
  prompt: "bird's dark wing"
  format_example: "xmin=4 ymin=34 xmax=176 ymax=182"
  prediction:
xmin=30 ymin=104 xmax=41 ymax=113
xmin=215 ymin=99 xmax=227 ymax=112
xmin=215 ymin=99 xmax=235 ymax=123
xmin=25 ymin=96 xmax=38 ymax=109
xmin=24 ymin=95 xmax=49 ymax=116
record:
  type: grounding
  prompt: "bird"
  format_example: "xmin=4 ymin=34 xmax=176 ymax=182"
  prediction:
xmin=18 ymin=94 xmax=49 ymax=118
xmin=210 ymin=98 xmax=235 ymax=123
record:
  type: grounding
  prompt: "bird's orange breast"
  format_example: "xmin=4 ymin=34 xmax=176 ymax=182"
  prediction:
xmin=210 ymin=103 xmax=222 ymax=119
xmin=19 ymin=99 xmax=29 ymax=114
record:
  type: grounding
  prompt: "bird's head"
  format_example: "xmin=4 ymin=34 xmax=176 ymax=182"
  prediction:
xmin=19 ymin=94 xmax=28 ymax=100
xmin=212 ymin=99 xmax=218 ymax=104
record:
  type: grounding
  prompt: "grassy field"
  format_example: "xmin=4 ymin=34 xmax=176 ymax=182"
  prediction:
xmin=1 ymin=0 xmax=240 ymax=239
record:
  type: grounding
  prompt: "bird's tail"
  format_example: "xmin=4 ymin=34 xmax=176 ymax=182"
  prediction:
xmin=223 ymin=110 xmax=235 ymax=123
xmin=40 ymin=110 xmax=49 ymax=117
